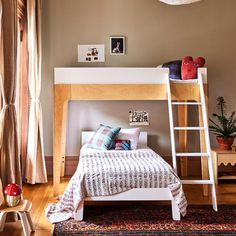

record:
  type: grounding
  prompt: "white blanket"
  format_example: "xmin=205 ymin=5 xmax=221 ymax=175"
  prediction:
xmin=46 ymin=147 xmax=187 ymax=223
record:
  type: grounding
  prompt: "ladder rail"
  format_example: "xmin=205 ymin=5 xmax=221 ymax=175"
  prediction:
xmin=198 ymin=73 xmax=218 ymax=211
xmin=198 ymin=74 xmax=211 ymax=155
xmin=166 ymin=77 xmax=177 ymax=173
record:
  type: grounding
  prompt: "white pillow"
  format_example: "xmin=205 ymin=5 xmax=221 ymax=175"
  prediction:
xmin=115 ymin=128 xmax=140 ymax=150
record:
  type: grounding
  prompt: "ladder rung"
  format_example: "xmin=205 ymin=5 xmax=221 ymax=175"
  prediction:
xmin=181 ymin=180 xmax=213 ymax=185
xmin=176 ymin=153 xmax=209 ymax=157
xmin=170 ymin=79 xmax=198 ymax=84
xmin=172 ymin=102 xmax=202 ymax=105
xmin=174 ymin=127 xmax=205 ymax=131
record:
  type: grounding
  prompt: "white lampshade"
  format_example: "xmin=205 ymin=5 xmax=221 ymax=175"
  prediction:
xmin=159 ymin=0 xmax=201 ymax=5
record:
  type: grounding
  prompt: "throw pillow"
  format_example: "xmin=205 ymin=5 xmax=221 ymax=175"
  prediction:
xmin=87 ymin=124 xmax=121 ymax=150
xmin=115 ymin=128 xmax=140 ymax=150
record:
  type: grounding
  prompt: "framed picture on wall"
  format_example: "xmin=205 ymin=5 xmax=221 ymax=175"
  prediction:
xmin=129 ymin=111 xmax=149 ymax=126
xmin=110 ymin=36 xmax=125 ymax=55
xmin=78 ymin=44 xmax=105 ymax=62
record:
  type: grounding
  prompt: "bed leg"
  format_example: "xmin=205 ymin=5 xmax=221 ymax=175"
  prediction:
xmin=74 ymin=201 xmax=84 ymax=221
xmin=171 ymin=199 xmax=180 ymax=221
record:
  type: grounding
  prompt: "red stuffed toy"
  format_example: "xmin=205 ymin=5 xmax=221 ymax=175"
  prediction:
xmin=181 ymin=56 xmax=205 ymax=80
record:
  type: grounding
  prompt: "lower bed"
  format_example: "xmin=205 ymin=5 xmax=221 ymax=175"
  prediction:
xmin=46 ymin=146 xmax=187 ymax=223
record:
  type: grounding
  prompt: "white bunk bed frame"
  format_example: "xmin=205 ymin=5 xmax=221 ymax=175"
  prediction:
xmin=53 ymin=67 xmax=216 ymax=221
xmin=74 ymin=131 xmax=181 ymax=221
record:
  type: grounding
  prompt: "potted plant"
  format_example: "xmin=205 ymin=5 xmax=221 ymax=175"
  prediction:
xmin=209 ymin=96 xmax=236 ymax=150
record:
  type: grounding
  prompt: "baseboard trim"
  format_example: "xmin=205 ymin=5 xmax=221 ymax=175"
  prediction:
xmin=45 ymin=156 xmax=79 ymax=176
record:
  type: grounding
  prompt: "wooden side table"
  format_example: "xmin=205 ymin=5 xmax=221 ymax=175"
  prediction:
xmin=0 ymin=199 xmax=34 ymax=236
xmin=211 ymin=148 xmax=236 ymax=184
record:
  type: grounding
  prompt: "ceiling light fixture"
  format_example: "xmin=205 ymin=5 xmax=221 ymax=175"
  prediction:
xmin=159 ymin=0 xmax=201 ymax=5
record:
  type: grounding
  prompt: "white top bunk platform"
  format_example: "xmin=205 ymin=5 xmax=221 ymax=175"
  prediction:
xmin=54 ymin=67 xmax=207 ymax=84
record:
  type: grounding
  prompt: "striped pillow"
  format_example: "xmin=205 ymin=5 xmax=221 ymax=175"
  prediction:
xmin=87 ymin=124 xmax=121 ymax=150
xmin=113 ymin=140 xmax=131 ymax=150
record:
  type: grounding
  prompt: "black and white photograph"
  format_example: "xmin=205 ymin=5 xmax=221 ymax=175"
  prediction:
xmin=110 ymin=36 xmax=125 ymax=55
xmin=129 ymin=111 xmax=149 ymax=126
xmin=78 ymin=44 xmax=105 ymax=62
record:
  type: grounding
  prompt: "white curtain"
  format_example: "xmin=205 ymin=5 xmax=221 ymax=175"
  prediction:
xmin=159 ymin=0 xmax=201 ymax=5
xmin=25 ymin=0 xmax=47 ymax=184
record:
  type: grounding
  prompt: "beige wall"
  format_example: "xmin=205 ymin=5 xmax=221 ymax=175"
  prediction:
xmin=41 ymin=0 xmax=236 ymax=175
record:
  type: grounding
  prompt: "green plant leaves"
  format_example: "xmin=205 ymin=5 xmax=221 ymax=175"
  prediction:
xmin=209 ymin=96 xmax=236 ymax=137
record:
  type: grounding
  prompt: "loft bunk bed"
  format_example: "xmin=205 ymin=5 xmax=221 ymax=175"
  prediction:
xmin=53 ymin=67 xmax=216 ymax=213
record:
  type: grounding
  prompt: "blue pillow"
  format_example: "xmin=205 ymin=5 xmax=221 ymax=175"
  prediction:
xmin=87 ymin=124 xmax=121 ymax=150
xmin=162 ymin=60 xmax=182 ymax=80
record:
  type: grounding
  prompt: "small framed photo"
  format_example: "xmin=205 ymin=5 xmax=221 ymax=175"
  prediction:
xmin=110 ymin=36 xmax=125 ymax=55
xmin=129 ymin=111 xmax=149 ymax=126
xmin=78 ymin=44 xmax=105 ymax=62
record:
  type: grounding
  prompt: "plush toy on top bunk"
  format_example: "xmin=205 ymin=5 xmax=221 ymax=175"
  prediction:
xmin=161 ymin=55 xmax=205 ymax=80
xmin=181 ymin=56 xmax=205 ymax=80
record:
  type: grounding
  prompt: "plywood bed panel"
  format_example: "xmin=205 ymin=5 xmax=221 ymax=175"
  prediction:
xmin=56 ymin=83 xmax=203 ymax=101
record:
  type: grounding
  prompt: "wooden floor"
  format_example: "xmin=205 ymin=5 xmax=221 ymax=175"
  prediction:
xmin=0 ymin=177 xmax=235 ymax=236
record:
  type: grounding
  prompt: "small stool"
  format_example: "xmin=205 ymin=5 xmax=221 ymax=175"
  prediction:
xmin=0 ymin=200 xmax=34 ymax=236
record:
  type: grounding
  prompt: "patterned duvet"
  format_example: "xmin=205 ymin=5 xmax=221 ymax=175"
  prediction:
xmin=46 ymin=147 xmax=187 ymax=223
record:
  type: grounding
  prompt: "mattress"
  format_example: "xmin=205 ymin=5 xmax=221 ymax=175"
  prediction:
xmin=46 ymin=146 xmax=187 ymax=223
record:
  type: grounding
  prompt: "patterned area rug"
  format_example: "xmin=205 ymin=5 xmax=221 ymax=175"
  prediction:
xmin=53 ymin=205 xmax=236 ymax=235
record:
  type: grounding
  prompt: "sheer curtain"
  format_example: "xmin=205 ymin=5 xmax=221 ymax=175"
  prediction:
xmin=17 ymin=0 xmax=29 ymax=182
xmin=0 ymin=0 xmax=21 ymax=187
xmin=25 ymin=0 xmax=47 ymax=184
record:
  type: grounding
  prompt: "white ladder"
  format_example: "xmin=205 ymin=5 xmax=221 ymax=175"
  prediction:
xmin=167 ymin=75 xmax=218 ymax=211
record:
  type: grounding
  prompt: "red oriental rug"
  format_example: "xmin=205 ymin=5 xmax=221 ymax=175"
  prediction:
xmin=53 ymin=205 xmax=236 ymax=235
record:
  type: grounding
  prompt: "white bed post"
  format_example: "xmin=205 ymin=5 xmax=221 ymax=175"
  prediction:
xmin=171 ymin=199 xmax=180 ymax=220
xmin=74 ymin=200 xmax=84 ymax=220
